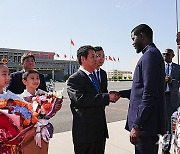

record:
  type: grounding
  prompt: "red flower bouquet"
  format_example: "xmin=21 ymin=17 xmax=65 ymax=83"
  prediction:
xmin=22 ymin=90 xmax=63 ymax=148
xmin=0 ymin=98 xmax=39 ymax=154
xmin=23 ymin=90 xmax=63 ymax=120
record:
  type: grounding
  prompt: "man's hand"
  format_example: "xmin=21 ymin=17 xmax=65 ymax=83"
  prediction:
xmin=109 ymin=92 xmax=120 ymax=103
xmin=130 ymin=127 xmax=140 ymax=145
xmin=165 ymin=75 xmax=172 ymax=83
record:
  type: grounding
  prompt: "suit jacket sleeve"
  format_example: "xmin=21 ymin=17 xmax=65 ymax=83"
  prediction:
xmin=119 ymin=89 xmax=131 ymax=99
xmin=134 ymin=51 xmax=163 ymax=127
xmin=101 ymin=69 xmax=108 ymax=93
xmin=67 ymin=74 xmax=109 ymax=107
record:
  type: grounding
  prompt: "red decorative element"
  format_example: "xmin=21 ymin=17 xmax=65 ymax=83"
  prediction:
xmin=113 ymin=57 xmax=116 ymax=61
xmin=55 ymin=54 xmax=60 ymax=57
xmin=109 ymin=56 xmax=113 ymax=61
xmin=117 ymin=57 xmax=120 ymax=62
xmin=39 ymin=53 xmax=43 ymax=57
xmin=1 ymin=58 xmax=8 ymax=64
xmin=64 ymin=54 xmax=67 ymax=58
xmin=48 ymin=53 xmax=52 ymax=57
xmin=70 ymin=39 xmax=75 ymax=46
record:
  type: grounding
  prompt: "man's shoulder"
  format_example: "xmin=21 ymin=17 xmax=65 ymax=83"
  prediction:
xmin=70 ymin=70 xmax=85 ymax=78
xmin=172 ymin=63 xmax=180 ymax=70
xmin=100 ymin=68 xmax=107 ymax=76
xmin=11 ymin=70 xmax=23 ymax=77
xmin=172 ymin=62 xmax=180 ymax=66
xmin=100 ymin=68 xmax=106 ymax=73
xmin=68 ymin=70 xmax=87 ymax=83
xmin=143 ymin=46 xmax=163 ymax=62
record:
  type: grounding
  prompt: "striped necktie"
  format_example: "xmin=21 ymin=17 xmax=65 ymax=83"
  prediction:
xmin=89 ymin=73 xmax=100 ymax=93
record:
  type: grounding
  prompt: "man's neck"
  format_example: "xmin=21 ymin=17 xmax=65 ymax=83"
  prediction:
xmin=81 ymin=65 xmax=94 ymax=73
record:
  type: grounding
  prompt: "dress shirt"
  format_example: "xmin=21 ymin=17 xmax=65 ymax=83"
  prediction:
xmin=79 ymin=66 xmax=92 ymax=81
xmin=165 ymin=62 xmax=172 ymax=92
xmin=94 ymin=69 xmax=101 ymax=83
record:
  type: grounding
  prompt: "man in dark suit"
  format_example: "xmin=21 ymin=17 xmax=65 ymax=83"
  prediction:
xmin=94 ymin=46 xmax=108 ymax=93
xmin=118 ymin=24 xmax=166 ymax=154
xmin=162 ymin=48 xmax=180 ymax=154
xmin=67 ymin=45 xmax=119 ymax=154
xmin=7 ymin=52 xmax=47 ymax=94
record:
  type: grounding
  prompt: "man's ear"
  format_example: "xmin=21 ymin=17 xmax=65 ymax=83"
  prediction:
xmin=140 ymin=33 xmax=145 ymax=40
xmin=81 ymin=56 xmax=85 ymax=63
xmin=22 ymin=79 xmax=27 ymax=86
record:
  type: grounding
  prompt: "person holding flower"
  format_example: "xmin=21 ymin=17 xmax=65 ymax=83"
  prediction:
xmin=19 ymin=69 xmax=62 ymax=154
xmin=0 ymin=59 xmax=34 ymax=154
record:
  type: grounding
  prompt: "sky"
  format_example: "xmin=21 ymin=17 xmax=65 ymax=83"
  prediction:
xmin=0 ymin=0 xmax=179 ymax=72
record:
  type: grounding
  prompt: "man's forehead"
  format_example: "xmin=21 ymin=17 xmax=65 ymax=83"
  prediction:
xmin=24 ymin=57 xmax=34 ymax=60
xmin=88 ymin=49 xmax=95 ymax=54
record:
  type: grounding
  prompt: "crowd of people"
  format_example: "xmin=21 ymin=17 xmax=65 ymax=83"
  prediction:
xmin=0 ymin=23 xmax=180 ymax=154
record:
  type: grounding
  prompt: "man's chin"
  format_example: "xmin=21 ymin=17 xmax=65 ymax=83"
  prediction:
xmin=136 ymin=50 xmax=141 ymax=54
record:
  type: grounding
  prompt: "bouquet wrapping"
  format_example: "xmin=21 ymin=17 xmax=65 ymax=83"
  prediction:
xmin=0 ymin=92 xmax=38 ymax=154
xmin=22 ymin=89 xmax=63 ymax=147
xmin=0 ymin=89 xmax=63 ymax=153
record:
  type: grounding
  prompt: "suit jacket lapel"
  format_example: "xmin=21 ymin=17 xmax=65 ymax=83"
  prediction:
xmin=78 ymin=70 xmax=98 ymax=93
xmin=171 ymin=63 xmax=175 ymax=77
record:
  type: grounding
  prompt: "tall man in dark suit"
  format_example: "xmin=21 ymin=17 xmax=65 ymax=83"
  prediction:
xmin=118 ymin=24 xmax=166 ymax=154
xmin=7 ymin=52 xmax=47 ymax=94
xmin=67 ymin=45 xmax=119 ymax=154
xmin=162 ymin=48 xmax=180 ymax=154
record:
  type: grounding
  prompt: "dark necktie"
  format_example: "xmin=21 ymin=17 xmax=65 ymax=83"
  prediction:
xmin=89 ymin=73 xmax=100 ymax=93
xmin=166 ymin=63 xmax=170 ymax=75
xmin=96 ymin=70 xmax=100 ymax=84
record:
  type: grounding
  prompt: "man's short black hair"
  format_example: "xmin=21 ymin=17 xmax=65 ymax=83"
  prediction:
xmin=22 ymin=69 xmax=40 ymax=80
xmin=131 ymin=24 xmax=153 ymax=40
xmin=21 ymin=52 xmax=35 ymax=64
xmin=94 ymin=46 xmax=103 ymax=52
xmin=77 ymin=45 xmax=95 ymax=65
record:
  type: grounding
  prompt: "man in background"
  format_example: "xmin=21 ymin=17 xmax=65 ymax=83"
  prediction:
xmin=7 ymin=52 xmax=47 ymax=94
xmin=94 ymin=46 xmax=108 ymax=93
xmin=162 ymin=48 xmax=180 ymax=154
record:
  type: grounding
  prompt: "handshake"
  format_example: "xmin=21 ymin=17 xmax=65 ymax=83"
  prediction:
xmin=108 ymin=91 xmax=121 ymax=103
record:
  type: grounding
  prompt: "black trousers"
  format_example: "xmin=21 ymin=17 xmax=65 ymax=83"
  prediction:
xmin=74 ymin=138 xmax=106 ymax=154
xmin=135 ymin=135 xmax=159 ymax=154
xmin=162 ymin=93 xmax=177 ymax=153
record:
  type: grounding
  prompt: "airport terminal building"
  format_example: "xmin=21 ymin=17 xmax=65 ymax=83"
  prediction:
xmin=0 ymin=48 xmax=79 ymax=81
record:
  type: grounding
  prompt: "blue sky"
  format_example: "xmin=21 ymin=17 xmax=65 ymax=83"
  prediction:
xmin=0 ymin=0 xmax=179 ymax=72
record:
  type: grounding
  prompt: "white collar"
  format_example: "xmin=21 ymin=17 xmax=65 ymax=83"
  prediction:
xmin=21 ymin=89 xmax=36 ymax=97
xmin=165 ymin=62 xmax=172 ymax=66
xmin=79 ymin=66 xmax=92 ymax=76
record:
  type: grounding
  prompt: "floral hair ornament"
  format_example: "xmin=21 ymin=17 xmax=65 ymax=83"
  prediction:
xmin=1 ymin=58 xmax=8 ymax=64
